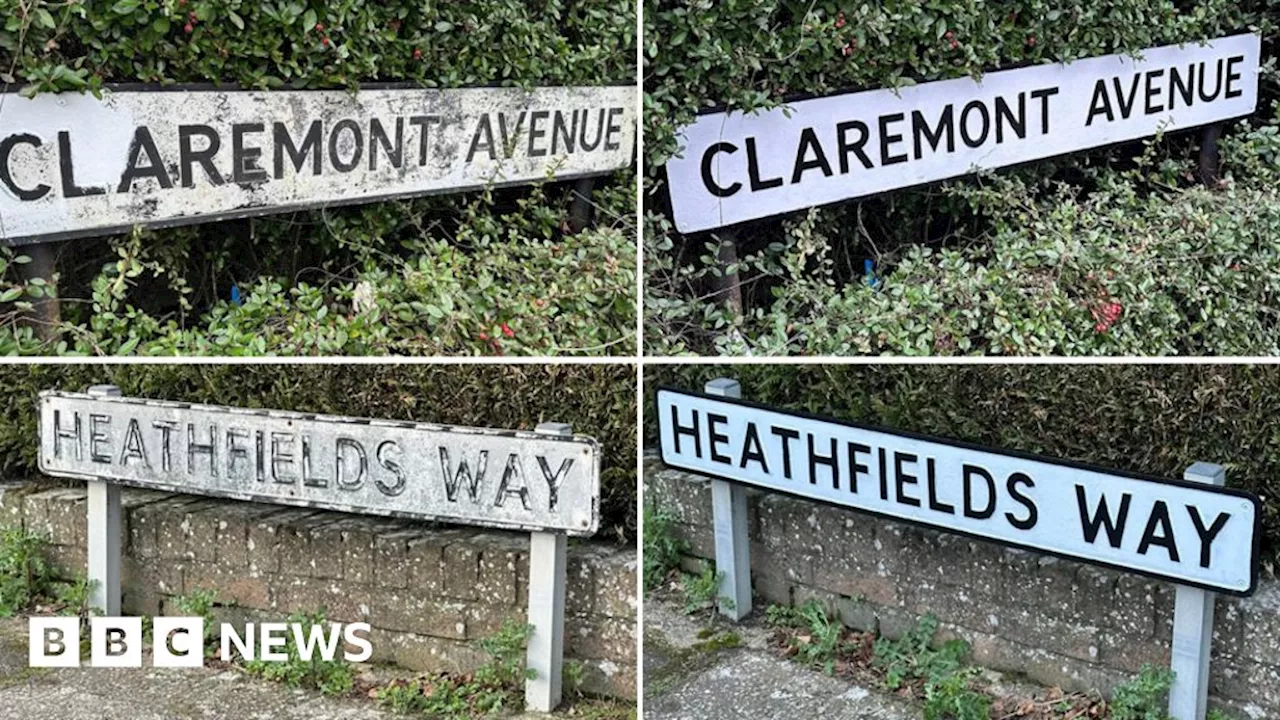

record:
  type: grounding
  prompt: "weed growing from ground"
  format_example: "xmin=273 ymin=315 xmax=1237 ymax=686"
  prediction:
xmin=642 ymin=506 xmax=687 ymax=592
xmin=375 ymin=618 xmax=533 ymax=718
xmin=0 ymin=525 xmax=95 ymax=617
xmin=242 ymin=609 xmax=354 ymax=696
xmin=1109 ymin=665 xmax=1174 ymax=720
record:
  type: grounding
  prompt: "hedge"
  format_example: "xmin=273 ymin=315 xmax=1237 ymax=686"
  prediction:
xmin=0 ymin=364 xmax=638 ymax=541
xmin=644 ymin=0 xmax=1280 ymax=355
xmin=647 ymin=364 xmax=1280 ymax=565
xmin=0 ymin=0 xmax=637 ymax=356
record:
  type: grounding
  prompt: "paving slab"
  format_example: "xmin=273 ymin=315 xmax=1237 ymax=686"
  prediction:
xmin=643 ymin=598 xmax=915 ymax=720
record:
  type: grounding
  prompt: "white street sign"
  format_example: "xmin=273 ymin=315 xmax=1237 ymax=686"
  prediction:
xmin=39 ymin=391 xmax=601 ymax=535
xmin=656 ymin=388 xmax=1260 ymax=594
xmin=0 ymin=85 xmax=635 ymax=243
xmin=666 ymin=34 xmax=1259 ymax=233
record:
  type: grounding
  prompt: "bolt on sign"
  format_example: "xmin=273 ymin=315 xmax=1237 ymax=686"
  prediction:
xmin=665 ymin=33 xmax=1260 ymax=233
xmin=0 ymin=85 xmax=635 ymax=244
xmin=656 ymin=388 xmax=1260 ymax=595
xmin=38 ymin=391 xmax=600 ymax=535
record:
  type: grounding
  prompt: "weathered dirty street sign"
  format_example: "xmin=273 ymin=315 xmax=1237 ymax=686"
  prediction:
xmin=39 ymin=390 xmax=601 ymax=535
xmin=1 ymin=85 xmax=635 ymax=243
xmin=665 ymin=33 xmax=1260 ymax=232
xmin=656 ymin=387 xmax=1260 ymax=595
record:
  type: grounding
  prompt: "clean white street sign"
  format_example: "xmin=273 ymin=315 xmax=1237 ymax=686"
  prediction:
xmin=0 ymin=85 xmax=635 ymax=243
xmin=666 ymin=33 xmax=1260 ymax=232
xmin=656 ymin=388 xmax=1260 ymax=594
xmin=39 ymin=390 xmax=601 ymax=535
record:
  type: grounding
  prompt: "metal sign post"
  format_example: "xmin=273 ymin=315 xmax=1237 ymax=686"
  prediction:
xmin=526 ymin=422 xmax=571 ymax=712
xmin=1168 ymin=462 xmax=1226 ymax=720
xmin=705 ymin=378 xmax=752 ymax=620
xmin=85 ymin=385 xmax=122 ymax=616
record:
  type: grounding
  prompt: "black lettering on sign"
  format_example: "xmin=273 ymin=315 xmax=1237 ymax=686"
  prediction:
xmin=537 ymin=455 xmax=573 ymax=511
xmin=701 ymin=142 xmax=741 ymax=198
xmin=375 ymin=440 xmax=406 ymax=496
xmin=301 ymin=434 xmax=330 ymax=488
xmin=671 ymin=406 xmax=701 ymax=457
xmin=1225 ymin=55 xmax=1244 ymax=98
xmin=189 ymin=423 xmax=217 ymax=478
xmin=1186 ymin=506 xmax=1230 ymax=568
xmin=994 ymin=94 xmax=1026 ymax=142
xmin=232 ymin=123 xmax=268 ymax=184
xmin=708 ymin=413 xmax=732 ymax=464
xmin=962 ymin=464 xmax=996 ymax=519
xmin=498 ymin=111 xmax=528 ymax=159
xmin=1199 ymin=58 xmax=1224 ymax=102
xmin=117 ymin=126 xmax=173 ymax=193
xmin=552 ymin=110 xmax=579 ymax=155
xmin=740 ymin=422 xmax=769 ymax=473
xmin=837 ymin=120 xmax=873 ymax=172
xmin=178 ymin=125 xmax=225 ymax=188
xmin=409 ymin=115 xmax=443 ymax=166
xmin=153 ymin=421 xmax=176 ymax=473
xmin=1005 ymin=472 xmax=1037 ymax=530
xmin=494 ymin=454 xmax=531 ymax=511
xmin=1075 ymin=485 xmax=1131 ymax=548
xmin=270 ymin=431 xmax=295 ymax=483
xmin=959 ymin=101 xmax=989 ymax=148
xmin=467 ymin=114 xmax=496 ymax=162
xmin=119 ymin=418 xmax=149 ymax=468
xmin=808 ymin=434 xmax=838 ymax=488
xmin=441 ymin=447 xmax=487 ymax=503
xmin=89 ymin=414 xmax=111 ymax=464
xmin=925 ymin=458 xmax=955 ymax=515
xmin=792 ymin=127 xmax=833 ymax=184
xmin=227 ymin=427 xmax=250 ymax=479
xmin=335 ymin=437 xmax=367 ymax=491
xmin=1136 ymin=500 xmax=1179 ymax=561
xmin=747 ymin=137 xmax=782 ymax=191
xmin=527 ymin=110 xmax=549 ymax=158
xmin=878 ymin=113 xmax=908 ymax=166
xmin=1030 ymin=87 xmax=1058 ymax=134
xmin=0 ymin=133 xmax=50 ymax=201
xmin=1144 ymin=69 xmax=1166 ymax=115
xmin=893 ymin=451 xmax=921 ymax=507
xmin=329 ymin=119 xmax=364 ymax=173
xmin=848 ymin=442 xmax=870 ymax=495
xmin=771 ymin=426 xmax=799 ymax=480
xmin=604 ymin=107 xmax=625 ymax=151
xmin=580 ymin=108 xmax=606 ymax=152
xmin=912 ymin=106 xmax=954 ymax=160
xmin=369 ymin=118 xmax=405 ymax=171
xmin=274 ymin=121 xmax=323 ymax=177
xmin=58 ymin=131 xmax=104 ymax=198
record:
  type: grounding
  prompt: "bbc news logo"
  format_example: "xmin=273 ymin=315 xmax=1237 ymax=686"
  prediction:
xmin=29 ymin=616 xmax=373 ymax=667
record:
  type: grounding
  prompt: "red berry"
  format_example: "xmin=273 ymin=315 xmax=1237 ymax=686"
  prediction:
xmin=413 ymin=48 xmax=422 ymax=60
xmin=950 ymin=39 xmax=958 ymax=49
xmin=184 ymin=22 xmax=193 ymax=33
xmin=1027 ymin=35 xmax=1037 ymax=47
xmin=322 ymin=36 xmax=330 ymax=46
xmin=315 ymin=22 xmax=325 ymax=31
xmin=944 ymin=30 xmax=953 ymax=39
xmin=478 ymin=332 xmax=489 ymax=341
xmin=501 ymin=323 xmax=515 ymax=338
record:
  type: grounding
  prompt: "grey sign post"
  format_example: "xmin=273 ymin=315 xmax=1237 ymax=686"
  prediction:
xmin=85 ymin=385 xmax=122 ymax=616
xmin=40 ymin=388 xmax=600 ymax=712
xmin=1168 ymin=462 xmax=1226 ymax=720
xmin=705 ymin=378 xmax=752 ymax=620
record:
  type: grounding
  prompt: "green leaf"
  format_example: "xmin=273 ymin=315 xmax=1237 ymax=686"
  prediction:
xmin=228 ymin=11 xmax=244 ymax=31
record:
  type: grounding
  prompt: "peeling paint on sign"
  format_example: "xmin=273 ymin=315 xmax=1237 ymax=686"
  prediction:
xmin=0 ymin=85 xmax=635 ymax=244
xmin=38 ymin=391 xmax=601 ymax=535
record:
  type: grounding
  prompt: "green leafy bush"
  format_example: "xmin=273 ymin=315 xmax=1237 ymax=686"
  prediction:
xmin=646 ymin=364 xmax=1280 ymax=561
xmin=0 ymin=0 xmax=636 ymax=356
xmin=1110 ymin=665 xmax=1175 ymax=720
xmin=644 ymin=0 xmax=1280 ymax=355
xmin=0 ymin=363 xmax=637 ymax=541
xmin=642 ymin=505 xmax=687 ymax=591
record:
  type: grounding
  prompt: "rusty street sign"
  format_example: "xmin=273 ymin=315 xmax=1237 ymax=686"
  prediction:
xmin=1 ymin=85 xmax=635 ymax=244
xmin=39 ymin=390 xmax=600 ymax=535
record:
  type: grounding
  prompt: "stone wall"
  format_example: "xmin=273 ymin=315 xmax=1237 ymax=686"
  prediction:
xmin=0 ymin=480 xmax=636 ymax=699
xmin=645 ymin=454 xmax=1280 ymax=720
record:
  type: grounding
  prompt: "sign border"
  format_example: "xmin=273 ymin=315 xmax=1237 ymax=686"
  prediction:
xmin=38 ymin=390 xmax=603 ymax=537
xmin=0 ymin=83 xmax=637 ymax=246
xmin=663 ymin=32 xmax=1260 ymax=234
xmin=655 ymin=386 xmax=1262 ymax=596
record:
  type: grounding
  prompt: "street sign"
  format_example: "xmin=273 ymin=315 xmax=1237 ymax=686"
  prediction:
xmin=656 ymin=387 xmax=1260 ymax=595
xmin=665 ymin=33 xmax=1260 ymax=233
xmin=1 ymin=85 xmax=635 ymax=244
xmin=39 ymin=390 xmax=601 ymax=536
